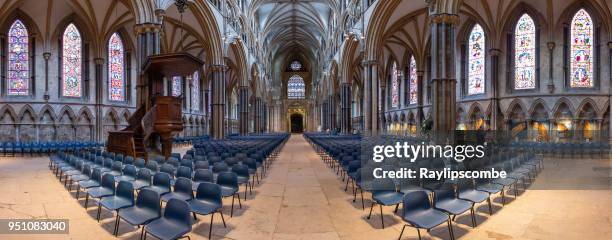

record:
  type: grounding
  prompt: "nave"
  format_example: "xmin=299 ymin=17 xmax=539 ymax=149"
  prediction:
xmin=0 ymin=135 xmax=610 ymax=240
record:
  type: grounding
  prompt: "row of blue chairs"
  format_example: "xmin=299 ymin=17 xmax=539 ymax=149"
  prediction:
xmin=305 ymin=132 xmax=544 ymax=240
xmin=1 ymin=141 xmax=100 ymax=156
xmin=509 ymin=141 xmax=610 ymax=158
xmin=48 ymin=134 xmax=288 ymax=239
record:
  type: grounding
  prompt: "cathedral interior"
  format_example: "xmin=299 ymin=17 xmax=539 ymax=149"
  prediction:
xmin=0 ymin=0 xmax=610 ymax=240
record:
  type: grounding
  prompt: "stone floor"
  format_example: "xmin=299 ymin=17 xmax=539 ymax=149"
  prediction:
xmin=0 ymin=135 xmax=610 ymax=240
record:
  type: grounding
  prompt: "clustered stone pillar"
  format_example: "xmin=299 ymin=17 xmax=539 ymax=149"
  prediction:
xmin=134 ymin=23 xmax=161 ymax=106
xmin=329 ymin=95 xmax=336 ymax=130
xmin=430 ymin=14 xmax=458 ymax=137
xmin=238 ymin=86 xmax=249 ymax=135
xmin=211 ymin=65 xmax=226 ymax=139
xmin=489 ymin=49 xmax=501 ymax=130
xmin=322 ymin=100 xmax=329 ymax=130
xmin=608 ymin=42 xmax=612 ymax=144
xmin=94 ymin=58 xmax=104 ymax=142
xmin=362 ymin=60 xmax=379 ymax=135
xmin=254 ymin=97 xmax=261 ymax=133
xmin=416 ymin=70 xmax=425 ymax=128
xmin=340 ymin=82 xmax=352 ymax=133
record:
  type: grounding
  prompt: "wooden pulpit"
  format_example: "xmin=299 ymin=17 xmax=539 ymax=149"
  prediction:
xmin=107 ymin=53 xmax=203 ymax=160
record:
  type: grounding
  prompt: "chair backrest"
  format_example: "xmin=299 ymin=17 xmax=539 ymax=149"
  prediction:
xmin=134 ymin=158 xmax=145 ymax=168
xmin=180 ymin=159 xmax=193 ymax=169
xmin=90 ymin=168 xmax=103 ymax=183
xmin=136 ymin=189 xmax=161 ymax=215
xmin=433 ymin=185 xmax=456 ymax=203
xmin=371 ymin=177 xmax=396 ymax=192
xmin=216 ymin=172 xmax=238 ymax=188
xmin=194 ymin=161 xmax=209 ymax=170
xmin=112 ymin=161 xmax=123 ymax=171
xmin=104 ymin=158 xmax=113 ymax=167
xmin=403 ymin=191 xmax=431 ymax=216
xmin=137 ymin=168 xmax=152 ymax=181
xmin=146 ymin=161 xmax=158 ymax=172
xmin=212 ymin=162 xmax=229 ymax=173
xmin=123 ymin=164 xmax=137 ymax=177
xmin=101 ymin=174 xmax=116 ymax=190
xmin=176 ymin=166 xmax=192 ymax=179
xmin=160 ymin=164 xmax=176 ymax=176
xmin=174 ymin=177 xmax=194 ymax=197
xmin=123 ymin=156 xmax=134 ymax=165
xmin=193 ymin=169 xmax=213 ymax=182
xmin=232 ymin=164 xmax=249 ymax=178
xmin=195 ymin=182 xmax=222 ymax=205
xmin=163 ymin=199 xmax=192 ymax=227
xmin=116 ymin=181 xmax=135 ymax=203
xmin=152 ymin=172 xmax=171 ymax=188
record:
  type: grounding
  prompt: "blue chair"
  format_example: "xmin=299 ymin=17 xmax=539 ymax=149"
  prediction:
xmin=98 ymin=181 xmax=134 ymax=222
xmin=189 ymin=182 xmax=226 ymax=239
xmin=131 ymin=168 xmax=153 ymax=190
xmin=192 ymin=169 xmax=213 ymax=191
xmin=144 ymin=173 xmax=171 ymax=196
xmin=109 ymin=161 xmax=124 ymax=177
xmin=216 ymin=172 xmax=241 ymax=217
xmin=457 ymin=179 xmax=491 ymax=215
xmin=367 ymin=178 xmax=403 ymax=229
xmin=115 ymin=165 xmax=137 ymax=182
xmin=86 ymin=174 xmax=116 ymax=208
xmin=77 ymin=168 xmax=103 ymax=199
xmin=115 ymin=189 xmax=161 ymax=237
xmin=174 ymin=166 xmax=192 ymax=185
xmin=194 ymin=160 xmax=209 ymax=170
xmin=232 ymin=164 xmax=251 ymax=200
xmin=398 ymin=191 xmax=454 ymax=240
xmin=161 ymin=177 xmax=193 ymax=203
xmin=145 ymin=161 xmax=159 ymax=172
xmin=434 ymin=188 xmax=476 ymax=228
xmin=134 ymin=158 xmax=146 ymax=169
xmin=144 ymin=199 xmax=192 ymax=240
xmin=68 ymin=164 xmax=92 ymax=191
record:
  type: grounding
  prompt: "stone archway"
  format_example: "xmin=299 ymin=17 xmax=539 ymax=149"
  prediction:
xmin=290 ymin=113 xmax=304 ymax=133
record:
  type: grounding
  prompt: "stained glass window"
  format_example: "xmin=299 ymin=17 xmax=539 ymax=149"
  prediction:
xmin=514 ymin=14 xmax=536 ymax=90
xmin=409 ymin=56 xmax=418 ymax=104
xmin=172 ymin=76 xmax=182 ymax=97
xmin=468 ymin=24 xmax=485 ymax=95
xmin=7 ymin=20 xmax=29 ymax=96
xmin=287 ymin=75 xmax=305 ymax=99
xmin=192 ymin=71 xmax=200 ymax=111
xmin=62 ymin=23 xmax=82 ymax=97
xmin=108 ymin=32 xmax=125 ymax=101
xmin=570 ymin=9 xmax=593 ymax=88
xmin=290 ymin=60 xmax=302 ymax=71
xmin=391 ymin=62 xmax=399 ymax=108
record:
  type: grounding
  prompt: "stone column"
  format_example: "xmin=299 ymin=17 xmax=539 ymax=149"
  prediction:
xmin=416 ymin=71 xmax=425 ymax=128
xmin=322 ymin=100 xmax=328 ymax=130
xmin=204 ymin=89 xmax=211 ymax=135
xmin=134 ymin=23 xmax=161 ymax=106
xmin=379 ymin=79 xmax=386 ymax=133
xmin=362 ymin=60 xmax=379 ymax=135
xmin=430 ymin=14 xmax=458 ymax=137
xmin=328 ymin=94 xmax=336 ymax=130
xmin=211 ymin=65 xmax=226 ymax=139
xmin=238 ymin=86 xmax=249 ymax=135
xmin=340 ymin=82 xmax=352 ymax=133
xmin=254 ymin=97 xmax=261 ymax=133
xmin=547 ymin=42 xmax=556 ymax=93
xmin=608 ymin=42 xmax=612 ymax=144
xmin=94 ymin=58 xmax=104 ymax=142
xmin=43 ymin=52 xmax=51 ymax=100
xmin=489 ymin=49 xmax=501 ymax=130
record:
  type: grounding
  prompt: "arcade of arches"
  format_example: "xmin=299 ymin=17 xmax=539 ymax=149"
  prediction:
xmin=0 ymin=0 xmax=611 ymax=144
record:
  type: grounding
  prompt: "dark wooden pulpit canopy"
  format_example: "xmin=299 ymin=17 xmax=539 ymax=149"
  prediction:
xmin=107 ymin=53 xmax=203 ymax=160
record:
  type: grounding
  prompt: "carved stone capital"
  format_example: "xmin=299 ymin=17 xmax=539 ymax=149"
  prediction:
xmin=547 ymin=42 xmax=556 ymax=50
xmin=361 ymin=60 xmax=378 ymax=66
xmin=43 ymin=52 xmax=51 ymax=60
xmin=94 ymin=58 xmax=104 ymax=65
xmin=430 ymin=14 xmax=460 ymax=25
xmin=489 ymin=48 xmax=502 ymax=56
xmin=134 ymin=23 xmax=162 ymax=34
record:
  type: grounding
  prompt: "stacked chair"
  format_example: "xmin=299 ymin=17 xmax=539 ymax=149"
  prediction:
xmin=47 ymin=133 xmax=289 ymax=239
xmin=305 ymin=132 xmax=545 ymax=240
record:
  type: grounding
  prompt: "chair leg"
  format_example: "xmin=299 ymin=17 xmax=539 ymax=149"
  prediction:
xmin=209 ymin=212 xmax=214 ymax=239
xmin=487 ymin=196 xmax=492 ymax=215
xmin=360 ymin=189 xmax=365 ymax=210
xmin=447 ymin=217 xmax=455 ymax=240
xmin=416 ymin=228 xmax=421 ymax=240
xmin=142 ymin=229 xmax=147 ymax=240
xmin=231 ymin=195 xmax=235 ymax=217
xmin=379 ymin=204 xmax=385 ymax=229
xmin=470 ymin=206 xmax=477 ymax=227
xmin=219 ymin=210 xmax=227 ymax=227
xmin=85 ymin=194 xmax=89 ymax=208
xmin=398 ymin=225 xmax=406 ymax=240
xmin=96 ymin=204 xmax=102 ymax=221
xmin=114 ymin=212 xmax=120 ymax=236
xmin=237 ymin=193 xmax=242 ymax=208
xmin=367 ymin=201 xmax=375 ymax=219
xmin=193 ymin=212 xmax=198 ymax=220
